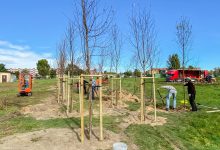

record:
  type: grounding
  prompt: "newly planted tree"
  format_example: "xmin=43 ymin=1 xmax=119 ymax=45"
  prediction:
xmin=176 ymin=16 xmax=192 ymax=107
xmin=130 ymin=9 xmax=158 ymax=75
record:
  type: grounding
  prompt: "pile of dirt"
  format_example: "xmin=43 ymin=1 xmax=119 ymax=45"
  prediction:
xmin=120 ymin=111 xmax=167 ymax=128
xmin=0 ymin=128 xmax=138 ymax=150
xmin=103 ymin=90 xmax=139 ymax=103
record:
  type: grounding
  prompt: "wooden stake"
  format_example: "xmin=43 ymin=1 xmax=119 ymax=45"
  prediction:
xmin=116 ymin=80 xmax=118 ymax=106
xmin=57 ymin=74 xmax=60 ymax=103
xmin=77 ymin=78 xmax=80 ymax=113
xmin=111 ymin=78 xmax=113 ymax=107
xmin=89 ymin=78 xmax=92 ymax=139
xmin=140 ymin=76 xmax=144 ymax=123
xmin=67 ymin=71 xmax=70 ymax=114
xmin=80 ymin=76 xmax=84 ymax=143
xmin=63 ymin=75 xmax=65 ymax=103
xmin=152 ymin=74 xmax=157 ymax=122
xmin=119 ymin=77 xmax=122 ymax=106
xmin=99 ymin=76 xmax=103 ymax=141
xmin=66 ymin=75 xmax=68 ymax=102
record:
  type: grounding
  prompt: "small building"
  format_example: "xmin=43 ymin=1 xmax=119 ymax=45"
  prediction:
xmin=0 ymin=72 xmax=12 ymax=83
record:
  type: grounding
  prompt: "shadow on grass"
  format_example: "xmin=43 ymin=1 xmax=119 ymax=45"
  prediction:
xmin=64 ymin=116 xmax=81 ymax=142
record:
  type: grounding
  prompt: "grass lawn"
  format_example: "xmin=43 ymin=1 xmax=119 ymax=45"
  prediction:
xmin=0 ymin=78 xmax=220 ymax=150
xmin=122 ymin=77 xmax=220 ymax=150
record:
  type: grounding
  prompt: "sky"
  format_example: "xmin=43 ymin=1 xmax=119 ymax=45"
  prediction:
xmin=0 ymin=0 xmax=220 ymax=71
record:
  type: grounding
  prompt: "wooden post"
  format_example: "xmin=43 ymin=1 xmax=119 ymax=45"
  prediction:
xmin=99 ymin=76 xmax=103 ymax=141
xmin=111 ymin=78 xmax=113 ymax=107
xmin=89 ymin=78 xmax=92 ymax=139
xmin=119 ymin=77 xmax=122 ymax=106
xmin=67 ymin=72 xmax=70 ymax=114
xmin=78 ymin=78 xmax=81 ymax=113
xmin=57 ymin=75 xmax=60 ymax=103
xmin=70 ymin=77 xmax=73 ymax=113
xmin=140 ymin=76 xmax=144 ymax=123
xmin=66 ymin=75 xmax=68 ymax=102
xmin=152 ymin=74 xmax=157 ymax=122
xmin=80 ymin=75 xmax=84 ymax=143
xmin=63 ymin=76 xmax=65 ymax=103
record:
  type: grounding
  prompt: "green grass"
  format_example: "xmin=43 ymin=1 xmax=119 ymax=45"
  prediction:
xmin=0 ymin=79 xmax=56 ymax=115
xmin=0 ymin=115 xmax=122 ymax=138
xmin=126 ymin=111 xmax=220 ymax=150
xmin=122 ymin=77 xmax=220 ymax=150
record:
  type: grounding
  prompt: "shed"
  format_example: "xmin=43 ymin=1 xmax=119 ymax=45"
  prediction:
xmin=0 ymin=72 xmax=12 ymax=83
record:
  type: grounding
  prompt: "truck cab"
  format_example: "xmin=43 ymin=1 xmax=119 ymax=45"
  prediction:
xmin=166 ymin=70 xmax=178 ymax=82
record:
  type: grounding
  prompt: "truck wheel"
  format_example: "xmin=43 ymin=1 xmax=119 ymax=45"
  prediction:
xmin=28 ymin=92 xmax=32 ymax=96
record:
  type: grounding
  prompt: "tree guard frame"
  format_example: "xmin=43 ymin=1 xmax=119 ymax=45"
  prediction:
xmin=140 ymin=75 xmax=157 ymax=123
xmin=57 ymin=73 xmax=80 ymax=114
xmin=80 ymin=74 xmax=103 ymax=143
xmin=111 ymin=77 xmax=122 ymax=107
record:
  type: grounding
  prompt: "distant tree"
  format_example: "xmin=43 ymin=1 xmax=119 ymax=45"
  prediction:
xmin=213 ymin=67 xmax=220 ymax=77
xmin=14 ymin=71 xmax=20 ymax=79
xmin=167 ymin=54 xmax=180 ymax=69
xmin=50 ymin=68 xmax=57 ymax=78
xmin=188 ymin=65 xmax=195 ymax=69
xmin=37 ymin=59 xmax=50 ymax=78
xmin=65 ymin=64 xmax=85 ymax=76
xmin=0 ymin=63 xmax=7 ymax=72
xmin=21 ymin=69 xmax=29 ymax=75
xmin=133 ymin=69 xmax=141 ymax=77
xmin=124 ymin=70 xmax=132 ymax=77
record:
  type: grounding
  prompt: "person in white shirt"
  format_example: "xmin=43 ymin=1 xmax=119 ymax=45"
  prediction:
xmin=158 ymin=85 xmax=177 ymax=111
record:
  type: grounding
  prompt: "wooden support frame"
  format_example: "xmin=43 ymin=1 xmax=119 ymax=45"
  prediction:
xmin=111 ymin=78 xmax=122 ymax=107
xmin=140 ymin=75 xmax=156 ymax=123
xmin=57 ymin=75 xmax=80 ymax=114
xmin=80 ymin=74 xmax=103 ymax=143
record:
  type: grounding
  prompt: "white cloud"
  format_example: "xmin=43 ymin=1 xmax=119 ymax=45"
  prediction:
xmin=0 ymin=40 xmax=55 ymax=69
xmin=0 ymin=40 xmax=30 ymax=50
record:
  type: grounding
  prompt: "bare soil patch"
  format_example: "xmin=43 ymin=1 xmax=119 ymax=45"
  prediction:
xmin=0 ymin=128 xmax=138 ymax=150
xmin=20 ymin=94 xmax=66 ymax=120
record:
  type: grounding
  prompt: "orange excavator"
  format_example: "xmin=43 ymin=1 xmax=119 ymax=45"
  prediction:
xmin=17 ymin=73 xmax=33 ymax=96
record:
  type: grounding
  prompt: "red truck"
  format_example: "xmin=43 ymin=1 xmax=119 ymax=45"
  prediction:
xmin=166 ymin=69 xmax=209 ymax=82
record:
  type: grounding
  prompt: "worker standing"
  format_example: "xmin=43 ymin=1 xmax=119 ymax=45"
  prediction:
xmin=92 ymin=78 xmax=96 ymax=100
xmin=158 ymin=85 xmax=177 ymax=111
xmin=184 ymin=79 xmax=197 ymax=111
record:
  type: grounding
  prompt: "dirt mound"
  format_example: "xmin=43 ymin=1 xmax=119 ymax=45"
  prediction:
xmin=103 ymin=90 xmax=139 ymax=103
xmin=0 ymin=128 xmax=138 ymax=150
xmin=120 ymin=110 xmax=167 ymax=129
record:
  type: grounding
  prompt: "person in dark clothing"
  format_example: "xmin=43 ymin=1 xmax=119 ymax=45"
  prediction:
xmin=83 ymin=80 xmax=88 ymax=94
xmin=184 ymin=79 xmax=197 ymax=111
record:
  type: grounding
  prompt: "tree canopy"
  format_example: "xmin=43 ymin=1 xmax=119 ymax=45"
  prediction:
xmin=0 ymin=63 xmax=7 ymax=72
xmin=37 ymin=59 xmax=50 ymax=78
xmin=65 ymin=64 xmax=85 ymax=76
xmin=167 ymin=54 xmax=180 ymax=69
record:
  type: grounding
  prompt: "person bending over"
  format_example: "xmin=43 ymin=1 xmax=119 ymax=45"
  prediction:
xmin=158 ymin=85 xmax=177 ymax=111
